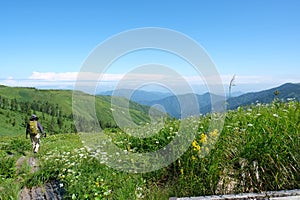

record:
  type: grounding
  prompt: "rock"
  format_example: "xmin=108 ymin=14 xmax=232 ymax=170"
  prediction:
xmin=27 ymin=157 xmax=39 ymax=173
xmin=16 ymin=156 xmax=26 ymax=175
xmin=17 ymin=156 xmax=65 ymax=200
xmin=31 ymin=186 xmax=44 ymax=200
xmin=170 ymin=189 xmax=300 ymax=200
xmin=18 ymin=187 xmax=31 ymax=200
xmin=18 ymin=181 xmax=65 ymax=200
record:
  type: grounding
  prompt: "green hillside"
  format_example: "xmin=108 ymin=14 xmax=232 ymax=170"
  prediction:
xmin=0 ymin=99 xmax=299 ymax=199
xmin=0 ymin=85 xmax=161 ymax=136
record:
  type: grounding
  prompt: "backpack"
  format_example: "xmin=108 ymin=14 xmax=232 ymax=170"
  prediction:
xmin=29 ymin=121 xmax=38 ymax=135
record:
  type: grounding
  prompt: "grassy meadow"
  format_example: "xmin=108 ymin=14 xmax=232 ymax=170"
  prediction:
xmin=0 ymin=99 xmax=299 ymax=199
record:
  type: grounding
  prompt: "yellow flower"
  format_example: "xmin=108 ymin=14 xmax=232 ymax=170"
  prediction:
xmin=192 ymin=140 xmax=197 ymax=147
xmin=209 ymin=129 xmax=219 ymax=138
xmin=205 ymin=147 xmax=209 ymax=153
xmin=95 ymin=182 xmax=100 ymax=187
xmin=191 ymin=155 xmax=196 ymax=160
xmin=200 ymin=133 xmax=207 ymax=144
xmin=180 ymin=168 xmax=184 ymax=175
xmin=192 ymin=140 xmax=200 ymax=151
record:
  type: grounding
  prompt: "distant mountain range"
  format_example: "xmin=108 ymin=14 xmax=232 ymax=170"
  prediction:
xmin=2 ymin=82 xmax=298 ymax=135
xmin=99 ymin=89 xmax=173 ymax=103
xmin=227 ymin=83 xmax=300 ymax=109
xmin=99 ymin=83 xmax=300 ymax=118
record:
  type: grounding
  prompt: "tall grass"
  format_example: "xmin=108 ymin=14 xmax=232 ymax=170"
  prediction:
xmin=0 ymin=136 xmax=31 ymax=199
xmin=169 ymin=100 xmax=300 ymax=196
xmin=0 ymin=100 xmax=299 ymax=199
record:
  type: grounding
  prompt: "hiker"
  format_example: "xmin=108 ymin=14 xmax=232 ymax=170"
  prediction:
xmin=26 ymin=114 xmax=46 ymax=153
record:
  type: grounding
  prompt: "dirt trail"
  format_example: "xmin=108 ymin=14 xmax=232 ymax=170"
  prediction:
xmin=17 ymin=156 xmax=65 ymax=200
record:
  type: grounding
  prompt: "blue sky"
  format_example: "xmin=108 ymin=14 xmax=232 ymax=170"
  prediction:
xmin=0 ymin=0 xmax=299 ymax=93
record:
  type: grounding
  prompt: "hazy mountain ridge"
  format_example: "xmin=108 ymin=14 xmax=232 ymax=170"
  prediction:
xmin=228 ymin=83 xmax=300 ymax=110
xmin=98 ymin=89 xmax=224 ymax=118
xmin=98 ymin=89 xmax=173 ymax=103
xmin=144 ymin=92 xmax=225 ymax=119
xmin=99 ymin=83 xmax=300 ymax=118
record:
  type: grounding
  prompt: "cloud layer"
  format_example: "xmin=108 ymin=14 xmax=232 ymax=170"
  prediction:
xmin=1 ymin=71 xmax=299 ymax=94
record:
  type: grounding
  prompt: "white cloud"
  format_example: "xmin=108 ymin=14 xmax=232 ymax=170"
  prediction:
xmin=1 ymin=71 xmax=298 ymax=94
xmin=29 ymin=71 xmax=78 ymax=81
xmin=1 ymin=76 xmax=18 ymax=86
xmin=27 ymin=71 xmax=189 ymax=83
xmin=184 ymin=74 xmax=299 ymax=85
xmin=29 ymin=71 xmax=125 ymax=82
